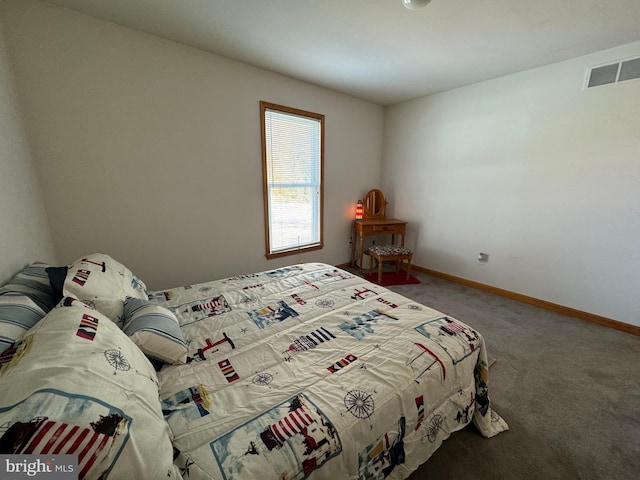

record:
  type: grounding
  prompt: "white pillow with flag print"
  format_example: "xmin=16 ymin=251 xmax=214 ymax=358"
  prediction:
xmin=0 ymin=296 xmax=182 ymax=479
xmin=123 ymin=296 xmax=187 ymax=364
xmin=58 ymin=253 xmax=148 ymax=324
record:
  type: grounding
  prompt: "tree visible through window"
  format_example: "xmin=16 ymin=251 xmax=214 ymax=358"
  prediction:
xmin=260 ymin=101 xmax=324 ymax=259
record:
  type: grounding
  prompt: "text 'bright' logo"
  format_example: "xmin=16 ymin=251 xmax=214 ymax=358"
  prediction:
xmin=1 ymin=455 xmax=77 ymax=479
xmin=5 ymin=458 xmax=52 ymax=476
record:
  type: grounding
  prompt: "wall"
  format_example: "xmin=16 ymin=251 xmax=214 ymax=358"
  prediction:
xmin=0 ymin=12 xmax=56 ymax=284
xmin=383 ymin=42 xmax=640 ymax=326
xmin=1 ymin=0 xmax=383 ymax=289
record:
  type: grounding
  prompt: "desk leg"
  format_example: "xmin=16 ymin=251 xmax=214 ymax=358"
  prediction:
xmin=350 ymin=224 xmax=357 ymax=267
xmin=359 ymin=234 xmax=365 ymax=273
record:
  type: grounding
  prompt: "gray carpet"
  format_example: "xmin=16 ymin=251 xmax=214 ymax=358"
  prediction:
xmin=346 ymin=267 xmax=640 ymax=480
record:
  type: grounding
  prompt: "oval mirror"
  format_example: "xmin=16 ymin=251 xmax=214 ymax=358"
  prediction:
xmin=363 ymin=189 xmax=386 ymax=218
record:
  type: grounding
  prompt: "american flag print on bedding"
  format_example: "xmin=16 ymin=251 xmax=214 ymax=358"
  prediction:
xmin=0 ymin=391 xmax=130 ymax=478
xmin=155 ymin=263 xmax=508 ymax=479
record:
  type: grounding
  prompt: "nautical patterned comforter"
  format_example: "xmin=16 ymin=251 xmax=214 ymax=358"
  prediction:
xmin=154 ymin=263 xmax=508 ymax=480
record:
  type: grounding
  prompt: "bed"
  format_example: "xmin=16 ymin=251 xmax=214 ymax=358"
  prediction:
xmin=0 ymin=254 xmax=508 ymax=479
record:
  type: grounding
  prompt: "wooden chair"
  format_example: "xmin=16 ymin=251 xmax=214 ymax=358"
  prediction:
xmin=368 ymin=244 xmax=413 ymax=284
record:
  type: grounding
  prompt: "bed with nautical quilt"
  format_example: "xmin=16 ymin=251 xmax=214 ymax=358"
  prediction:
xmin=0 ymin=255 xmax=507 ymax=480
xmin=153 ymin=262 xmax=508 ymax=479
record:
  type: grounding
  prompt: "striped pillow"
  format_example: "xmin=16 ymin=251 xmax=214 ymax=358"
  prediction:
xmin=123 ymin=297 xmax=187 ymax=364
xmin=0 ymin=292 xmax=47 ymax=353
xmin=0 ymin=262 xmax=59 ymax=312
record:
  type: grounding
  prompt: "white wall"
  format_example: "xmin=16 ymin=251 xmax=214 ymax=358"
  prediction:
xmin=0 ymin=12 xmax=56 ymax=283
xmin=1 ymin=0 xmax=383 ymax=289
xmin=383 ymin=42 xmax=640 ymax=326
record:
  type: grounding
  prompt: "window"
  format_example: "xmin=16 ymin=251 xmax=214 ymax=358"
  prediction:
xmin=260 ymin=101 xmax=324 ymax=259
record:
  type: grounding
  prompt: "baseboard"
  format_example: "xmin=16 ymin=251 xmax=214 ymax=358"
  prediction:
xmin=336 ymin=261 xmax=639 ymax=336
xmin=412 ymin=266 xmax=640 ymax=337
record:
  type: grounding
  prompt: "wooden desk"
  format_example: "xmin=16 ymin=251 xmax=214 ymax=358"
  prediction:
xmin=351 ymin=218 xmax=408 ymax=271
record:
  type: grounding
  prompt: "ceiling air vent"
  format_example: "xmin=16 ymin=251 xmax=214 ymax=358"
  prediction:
xmin=586 ymin=56 xmax=640 ymax=88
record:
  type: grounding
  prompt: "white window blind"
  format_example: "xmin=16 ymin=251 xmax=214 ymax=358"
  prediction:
xmin=261 ymin=102 xmax=324 ymax=258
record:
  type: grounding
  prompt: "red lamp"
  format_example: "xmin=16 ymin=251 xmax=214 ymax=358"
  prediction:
xmin=355 ymin=200 xmax=363 ymax=220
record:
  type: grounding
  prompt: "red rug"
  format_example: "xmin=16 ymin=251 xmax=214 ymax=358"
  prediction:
xmin=363 ymin=271 xmax=420 ymax=286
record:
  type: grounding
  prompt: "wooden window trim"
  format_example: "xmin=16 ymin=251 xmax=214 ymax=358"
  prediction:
xmin=260 ymin=101 xmax=325 ymax=260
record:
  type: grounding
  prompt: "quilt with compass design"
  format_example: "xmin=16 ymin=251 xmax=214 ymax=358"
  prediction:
xmin=154 ymin=262 xmax=508 ymax=480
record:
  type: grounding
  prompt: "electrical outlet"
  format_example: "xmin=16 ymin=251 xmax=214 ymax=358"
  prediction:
xmin=478 ymin=252 xmax=489 ymax=264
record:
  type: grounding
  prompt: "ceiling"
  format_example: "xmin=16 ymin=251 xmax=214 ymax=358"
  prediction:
xmin=44 ymin=0 xmax=640 ymax=106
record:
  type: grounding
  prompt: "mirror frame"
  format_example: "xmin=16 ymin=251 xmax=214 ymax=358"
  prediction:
xmin=363 ymin=189 xmax=386 ymax=219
